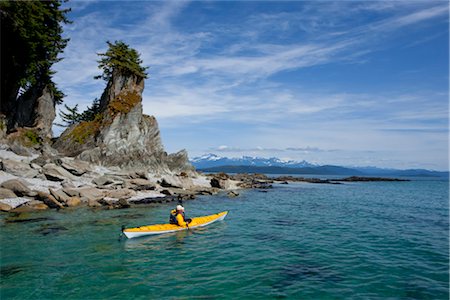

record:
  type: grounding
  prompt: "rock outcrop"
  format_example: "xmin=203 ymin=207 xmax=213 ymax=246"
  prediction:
xmin=54 ymin=71 xmax=193 ymax=174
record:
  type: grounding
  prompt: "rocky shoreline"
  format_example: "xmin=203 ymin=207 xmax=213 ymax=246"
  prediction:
xmin=0 ymin=146 xmax=411 ymax=214
xmin=0 ymin=147 xmax=245 ymax=213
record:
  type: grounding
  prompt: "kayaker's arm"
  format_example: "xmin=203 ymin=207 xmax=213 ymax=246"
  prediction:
xmin=176 ymin=213 xmax=189 ymax=227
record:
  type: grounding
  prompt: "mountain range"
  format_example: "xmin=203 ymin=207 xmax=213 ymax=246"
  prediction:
xmin=191 ymin=154 xmax=448 ymax=177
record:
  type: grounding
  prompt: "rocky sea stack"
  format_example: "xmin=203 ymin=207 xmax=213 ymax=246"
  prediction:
xmin=53 ymin=70 xmax=193 ymax=174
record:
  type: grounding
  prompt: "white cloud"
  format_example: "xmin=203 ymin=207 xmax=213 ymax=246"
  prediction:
xmin=50 ymin=1 xmax=448 ymax=169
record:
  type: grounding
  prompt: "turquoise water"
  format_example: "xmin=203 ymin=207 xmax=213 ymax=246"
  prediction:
xmin=1 ymin=178 xmax=448 ymax=299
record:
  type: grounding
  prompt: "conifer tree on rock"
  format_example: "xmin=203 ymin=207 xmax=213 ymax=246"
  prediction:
xmin=54 ymin=41 xmax=194 ymax=174
xmin=0 ymin=0 xmax=70 ymax=140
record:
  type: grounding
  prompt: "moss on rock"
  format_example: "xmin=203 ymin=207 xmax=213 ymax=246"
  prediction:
xmin=108 ymin=90 xmax=140 ymax=115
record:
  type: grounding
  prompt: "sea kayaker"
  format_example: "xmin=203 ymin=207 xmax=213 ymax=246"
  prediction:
xmin=169 ymin=205 xmax=192 ymax=227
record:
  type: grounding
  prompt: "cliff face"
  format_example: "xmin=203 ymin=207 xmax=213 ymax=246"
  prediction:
xmin=0 ymin=83 xmax=56 ymax=142
xmin=54 ymin=71 xmax=194 ymax=174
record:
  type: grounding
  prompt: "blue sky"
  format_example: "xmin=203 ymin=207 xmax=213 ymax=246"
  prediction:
xmin=53 ymin=1 xmax=449 ymax=170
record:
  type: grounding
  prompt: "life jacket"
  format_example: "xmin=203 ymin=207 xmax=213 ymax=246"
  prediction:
xmin=169 ymin=209 xmax=185 ymax=225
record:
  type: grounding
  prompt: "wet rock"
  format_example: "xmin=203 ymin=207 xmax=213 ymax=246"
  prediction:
xmin=131 ymin=196 xmax=174 ymax=205
xmin=88 ymin=199 xmax=102 ymax=207
xmin=0 ymin=202 xmax=12 ymax=212
xmin=36 ymin=191 xmax=64 ymax=209
xmin=227 ymin=191 xmax=239 ymax=197
xmin=161 ymin=189 xmax=173 ymax=196
xmin=210 ymin=178 xmax=231 ymax=189
xmin=0 ymin=265 xmax=26 ymax=278
xmin=4 ymin=216 xmax=52 ymax=224
xmin=0 ymin=179 xmax=36 ymax=197
xmin=12 ymin=200 xmax=49 ymax=212
xmin=115 ymin=198 xmax=130 ymax=209
xmin=35 ymin=225 xmax=68 ymax=236
xmin=42 ymin=163 xmax=77 ymax=181
xmin=0 ymin=187 xmax=17 ymax=199
xmin=49 ymin=188 xmax=71 ymax=204
xmin=66 ymin=197 xmax=81 ymax=207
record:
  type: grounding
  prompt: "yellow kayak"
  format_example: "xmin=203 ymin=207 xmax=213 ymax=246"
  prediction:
xmin=123 ymin=211 xmax=228 ymax=238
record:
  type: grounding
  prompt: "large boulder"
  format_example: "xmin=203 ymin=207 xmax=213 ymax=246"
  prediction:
xmin=77 ymin=187 xmax=104 ymax=202
xmin=128 ymin=178 xmax=156 ymax=191
xmin=210 ymin=178 xmax=232 ymax=189
xmin=0 ymin=187 xmax=17 ymax=199
xmin=42 ymin=163 xmax=77 ymax=182
xmin=166 ymin=150 xmax=196 ymax=174
xmin=0 ymin=179 xmax=36 ymax=197
xmin=66 ymin=197 xmax=82 ymax=207
xmin=105 ymin=189 xmax=136 ymax=199
xmin=12 ymin=200 xmax=49 ymax=212
xmin=49 ymin=188 xmax=71 ymax=204
xmin=0 ymin=159 xmax=38 ymax=178
xmin=36 ymin=191 xmax=64 ymax=209
xmin=57 ymin=157 xmax=91 ymax=176
xmin=0 ymin=202 xmax=12 ymax=212
xmin=160 ymin=175 xmax=194 ymax=190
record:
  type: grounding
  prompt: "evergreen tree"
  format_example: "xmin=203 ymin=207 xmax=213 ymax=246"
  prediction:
xmin=0 ymin=0 xmax=70 ymax=121
xmin=81 ymin=98 xmax=101 ymax=121
xmin=56 ymin=104 xmax=82 ymax=127
xmin=94 ymin=40 xmax=148 ymax=81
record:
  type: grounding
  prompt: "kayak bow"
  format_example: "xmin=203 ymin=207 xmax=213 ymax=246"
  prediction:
xmin=122 ymin=211 xmax=228 ymax=239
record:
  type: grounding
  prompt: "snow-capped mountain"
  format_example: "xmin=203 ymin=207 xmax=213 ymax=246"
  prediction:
xmin=190 ymin=153 xmax=317 ymax=169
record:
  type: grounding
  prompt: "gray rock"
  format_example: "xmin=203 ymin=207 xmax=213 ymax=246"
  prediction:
xmin=0 ymin=159 xmax=38 ymax=178
xmin=0 ymin=188 xmax=17 ymax=199
xmin=88 ymin=199 xmax=102 ymax=207
xmin=78 ymin=187 xmax=104 ymax=202
xmin=166 ymin=150 xmax=195 ymax=174
xmin=53 ymin=70 xmax=195 ymax=173
xmin=36 ymin=191 xmax=64 ymax=209
xmin=42 ymin=163 xmax=77 ymax=181
xmin=0 ymin=202 xmax=12 ymax=212
xmin=128 ymin=178 xmax=156 ymax=191
xmin=12 ymin=200 xmax=49 ymax=212
xmin=66 ymin=197 xmax=81 ymax=207
xmin=160 ymin=175 xmax=194 ymax=190
xmin=227 ymin=191 xmax=239 ymax=198
xmin=49 ymin=188 xmax=71 ymax=204
xmin=92 ymin=176 xmax=114 ymax=186
xmin=57 ymin=157 xmax=91 ymax=176
xmin=105 ymin=189 xmax=136 ymax=199
xmin=0 ymin=179 xmax=36 ymax=197
xmin=210 ymin=178 xmax=231 ymax=189
xmin=62 ymin=188 xmax=81 ymax=197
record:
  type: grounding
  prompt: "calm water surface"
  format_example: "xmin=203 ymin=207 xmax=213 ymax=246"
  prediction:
xmin=1 ymin=178 xmax=448 ymax=299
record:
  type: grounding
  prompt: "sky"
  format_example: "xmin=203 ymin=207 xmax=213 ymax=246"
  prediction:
xmin=53 ymin=0 xmax=449 ymax=170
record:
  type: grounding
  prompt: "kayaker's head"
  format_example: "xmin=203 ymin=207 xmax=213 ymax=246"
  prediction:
xmin=176 ymin=205 xmax=184 ymax=212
